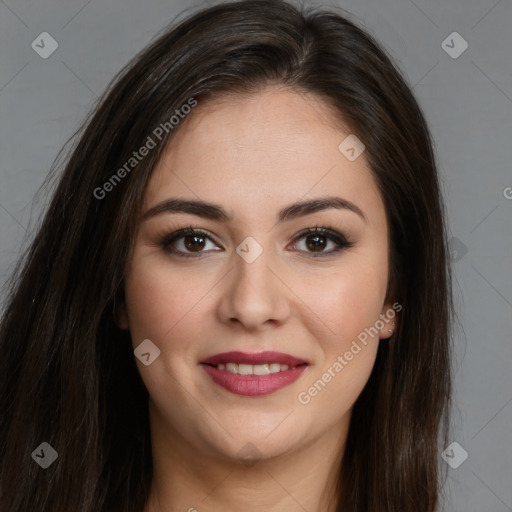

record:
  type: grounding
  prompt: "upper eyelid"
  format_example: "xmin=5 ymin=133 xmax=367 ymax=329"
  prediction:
xmin=162 ymin=226 xmax=350 ymax=252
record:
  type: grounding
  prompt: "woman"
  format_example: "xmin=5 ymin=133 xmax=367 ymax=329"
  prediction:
xmin=0 ymin=1 xmax=453 ymax=510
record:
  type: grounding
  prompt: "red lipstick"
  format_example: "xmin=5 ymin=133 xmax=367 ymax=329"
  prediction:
xmin=200 ymin=351 xmax=308 ymax=397
xmin=201 ymin=351 xmax=307 ymax=366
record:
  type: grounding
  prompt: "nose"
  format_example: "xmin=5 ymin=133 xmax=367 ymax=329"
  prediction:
xmin=217 ymin=245 xmax=291 ymax=331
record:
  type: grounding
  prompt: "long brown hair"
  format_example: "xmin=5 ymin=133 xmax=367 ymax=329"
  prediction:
xmin=0 ymin=1 xmax=453 ymax=510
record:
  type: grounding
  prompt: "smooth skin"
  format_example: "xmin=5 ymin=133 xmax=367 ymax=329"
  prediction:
xmin=118 ymin=87 xmax=396 ymax=512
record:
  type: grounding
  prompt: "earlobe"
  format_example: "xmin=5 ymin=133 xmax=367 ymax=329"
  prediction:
xmin=381 ymin=320 xmax=395 ymax=340
xmin=379 ymin=300 xmax=398 ymax=340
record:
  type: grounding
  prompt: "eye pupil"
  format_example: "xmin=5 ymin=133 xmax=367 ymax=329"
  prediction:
xmin=163 ymin=227 xmax=349 ymax=258
xmin=185 ymin=235 xmax=205 ymax=251
xmin=306 ymin=235 xmax=327 ymax=251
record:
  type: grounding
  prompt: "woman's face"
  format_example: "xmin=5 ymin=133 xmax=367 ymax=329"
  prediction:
xmin=119 ymin=88 xmax=394 ymax=464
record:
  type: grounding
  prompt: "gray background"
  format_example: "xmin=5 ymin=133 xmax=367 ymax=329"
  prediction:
xmin=0 ymin=0 xmax=511 ymax=510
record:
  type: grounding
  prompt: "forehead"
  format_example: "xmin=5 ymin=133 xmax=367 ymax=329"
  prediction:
xmin=145 ymin=88 xmax=384 ymax=226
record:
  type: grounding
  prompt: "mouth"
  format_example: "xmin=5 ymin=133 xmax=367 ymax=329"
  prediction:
xmin=200 ymin=351 xmax=309 ymax=396
xmin=203 ymin=361 xmax=306 ymax=375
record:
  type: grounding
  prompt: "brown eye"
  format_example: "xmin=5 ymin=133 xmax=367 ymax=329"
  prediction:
xmin=160 ymin=228 xmax=220 ymax=258
xmin=183 ymin=234 xmax=207 ymax=251
xmin=292 ymin=227 xmax=354 ymax=257
xmin=160 ymin=226 xmax=353 ymax=259
xmin=305 ymin=233 xmax=328 ymax=252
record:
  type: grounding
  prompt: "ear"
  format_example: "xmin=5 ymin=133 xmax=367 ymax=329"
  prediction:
xmin=378 ymin=299 xmax=399 ymax=340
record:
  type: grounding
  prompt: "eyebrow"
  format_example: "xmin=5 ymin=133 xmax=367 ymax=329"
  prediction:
xmin=141 ymin=196 xmax=366 ymax=223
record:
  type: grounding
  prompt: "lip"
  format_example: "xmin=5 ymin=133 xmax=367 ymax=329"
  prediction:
xmin=201 ymin=364 xmax=307 ymax=396
xmin=200 ymin=351 xmax=308 ymax=366
xmin=200 ymin=351 xmax=309 ymax=397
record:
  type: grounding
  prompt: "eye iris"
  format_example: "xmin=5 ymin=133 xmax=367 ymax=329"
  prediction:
xmin=184 ymin=234 xmax=205 ymax=251
xmin=306 ymin=234 xmax=327 ymax=251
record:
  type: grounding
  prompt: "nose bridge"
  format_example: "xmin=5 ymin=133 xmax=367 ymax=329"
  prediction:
xmin=220 ymin=236 xmax=289 ymax=328
xmin=233 ymin=238 xmax=276 ymax=302
xmin=234 ymin=244 xmax=271 ymax=292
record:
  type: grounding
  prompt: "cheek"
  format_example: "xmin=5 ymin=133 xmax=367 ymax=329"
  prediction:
xmin=123 ymin=253 xmax=204 ymax=345
xmin=296 ymin=257 xmax=388 ymax=343
xmin=299 ymin=341 xmax=378 ymax=419
xmin=123 ymin=256 xmax=207 ymax=400
xmin=295 ymin=272 xmax=383 ymax=415
xmin=293 ymin=257 xmax=387 ymax=414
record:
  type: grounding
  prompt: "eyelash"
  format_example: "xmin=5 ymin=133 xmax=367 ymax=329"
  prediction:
xmin=158 ymin=224 xmax=354 ymax=259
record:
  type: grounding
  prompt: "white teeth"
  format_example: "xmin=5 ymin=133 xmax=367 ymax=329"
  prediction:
xmin=238 ymin=363 xmax=253 ymax=375
xmin=253 ymin=364 xmax=271 ymax=376
xmin=226 ymin=362 xmax=238 ymax=373
xmin=215 ymin=362 xmax=296 ymax=375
